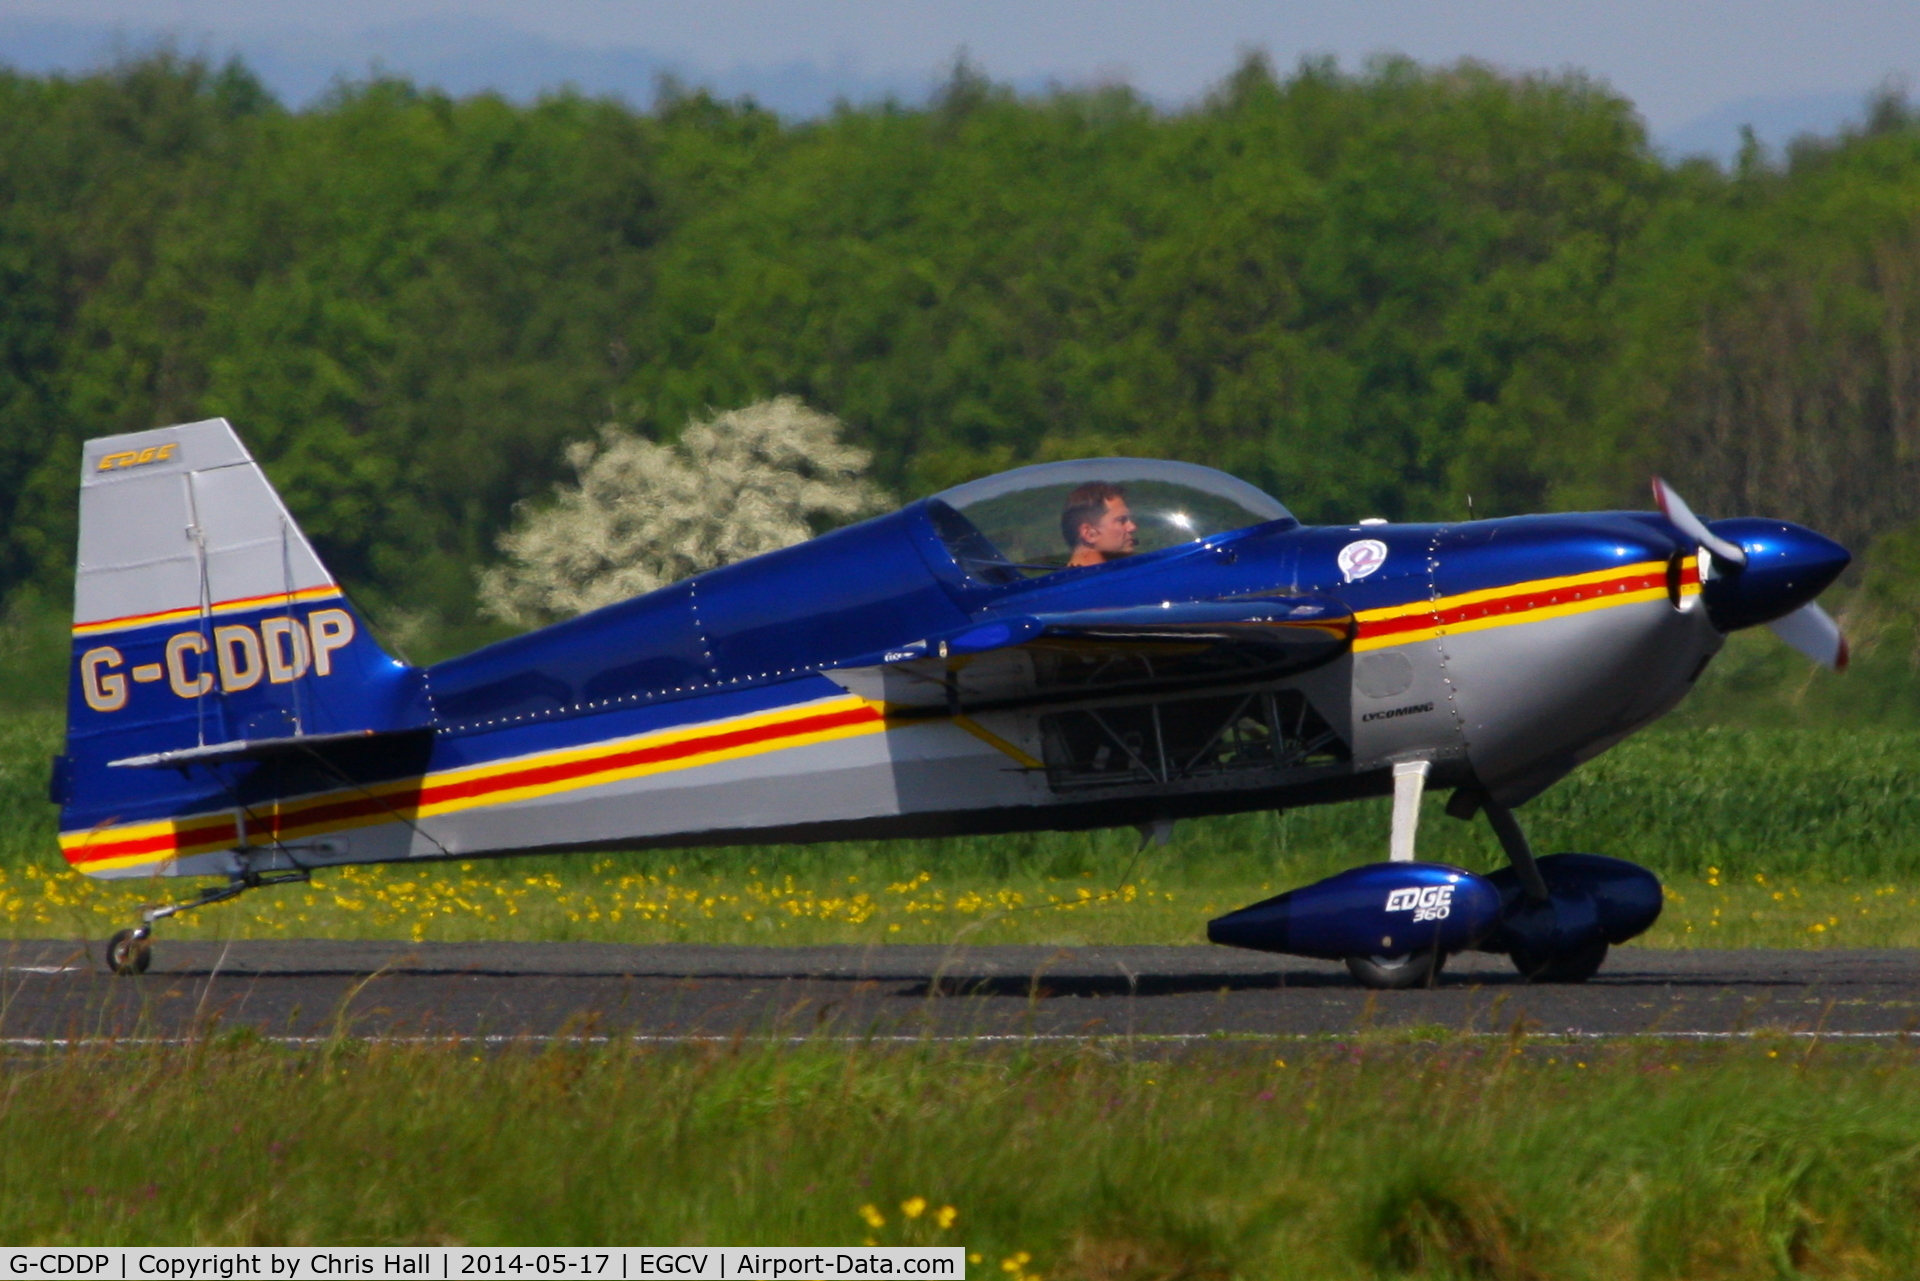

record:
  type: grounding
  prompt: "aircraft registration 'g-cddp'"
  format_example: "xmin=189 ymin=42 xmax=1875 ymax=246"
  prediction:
xmin=54 ymin=420 xmax=1850 ymax=987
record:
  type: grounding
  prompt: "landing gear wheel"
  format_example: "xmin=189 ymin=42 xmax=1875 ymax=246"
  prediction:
xmin=106 ymin=928 xmax=150 ymax=976
xmin=1511 ymin=938 xmax=1607 ymax=984
xmin=1346 ymin=949 xmax=1445 ymax=990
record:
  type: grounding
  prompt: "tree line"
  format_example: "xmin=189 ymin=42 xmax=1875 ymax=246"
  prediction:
xmin=1 ymin=52 xmax=1916 ymax=649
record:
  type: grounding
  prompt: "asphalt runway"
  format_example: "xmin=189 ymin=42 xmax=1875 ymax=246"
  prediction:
xmin=4 ymin=939 xmax=1919 ymax=1043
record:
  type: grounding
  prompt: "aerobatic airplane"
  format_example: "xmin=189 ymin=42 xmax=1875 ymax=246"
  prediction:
xmin=55 ymin=419 xmax=1850 ymax=985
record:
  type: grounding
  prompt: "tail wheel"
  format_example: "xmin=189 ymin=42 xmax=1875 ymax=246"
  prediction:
xmin=106 ymin=928 xmax=150 ymax=976
xmin=1511 ymin=939 xmax=1608 ymax=984
xmin=1346 ymin=949 xmax=1445 ymax=990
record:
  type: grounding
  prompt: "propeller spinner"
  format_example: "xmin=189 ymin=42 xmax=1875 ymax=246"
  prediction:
xmin=1652 ymin=477 xmax=1850 ymax=670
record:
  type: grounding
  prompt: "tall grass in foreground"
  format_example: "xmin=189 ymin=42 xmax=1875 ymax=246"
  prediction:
xmin=1 ymin=1039 xmax=1917 ymax=1276
xmin=8 ymin=708 xmax=1920 ymax=946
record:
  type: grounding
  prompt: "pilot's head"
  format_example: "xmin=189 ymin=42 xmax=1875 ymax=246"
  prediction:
xmin=1061 ymin=482 xmax=1138 ymax=567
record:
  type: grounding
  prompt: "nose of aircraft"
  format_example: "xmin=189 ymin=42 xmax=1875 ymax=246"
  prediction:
xmin=1698 ymin=518 xmax=1852 ymax=633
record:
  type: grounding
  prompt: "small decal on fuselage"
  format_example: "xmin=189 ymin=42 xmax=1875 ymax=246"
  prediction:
xmin=1386 ymin=884 xmax=1453 ymax=922
xmin=1361 ymin=701 xmax=1433 ymax=723
xmin=1337 ymin=538 xmax=1388 ymax=583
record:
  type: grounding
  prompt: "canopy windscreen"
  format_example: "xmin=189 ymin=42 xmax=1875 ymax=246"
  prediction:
xmin=932 ymin=459 xmax=1292 ymax=578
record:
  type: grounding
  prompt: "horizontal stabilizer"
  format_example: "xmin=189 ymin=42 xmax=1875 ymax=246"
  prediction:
xmin=826 ymin=597 xmax=1352 ymax=710
xmin=108 ymin=726 xmax=432 ymax=770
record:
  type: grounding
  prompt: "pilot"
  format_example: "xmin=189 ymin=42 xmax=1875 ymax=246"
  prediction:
xmin=1061 ymin=481 xmax=1139 ymax=567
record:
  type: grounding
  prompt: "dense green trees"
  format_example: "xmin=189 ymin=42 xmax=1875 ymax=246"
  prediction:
xmin=1601 ymin=97 xmax=1920 ymax=555
xmin=622 ymin=57 xmax=1662 ymax=527
xmin=0 ymin=51 xmax=1914 ymax=646
xmin=0 ymin=58 xmax=682 ymax=623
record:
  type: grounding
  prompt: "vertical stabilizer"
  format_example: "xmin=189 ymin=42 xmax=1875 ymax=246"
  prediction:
xmin=55 ymin=419 xmax=431 ymax=878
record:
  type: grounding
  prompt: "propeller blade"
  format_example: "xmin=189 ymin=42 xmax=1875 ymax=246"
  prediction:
xmin=1768 ymin=601 xmax=1849 ymax=671
xmin=1652 ymin=477 xmax=1748 ymax=569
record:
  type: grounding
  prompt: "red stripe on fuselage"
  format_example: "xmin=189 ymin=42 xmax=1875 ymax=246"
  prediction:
xmin=1356 ymin=564 xmax=1689 ymax=644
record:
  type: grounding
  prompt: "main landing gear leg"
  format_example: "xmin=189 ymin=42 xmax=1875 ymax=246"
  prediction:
xmin=1481 ymin=798 xmax=1549 ymax=905
xmin=1476 ymin=796 xmax=1609 ymax=984
xmin=106 ymin=867 xmax=310 ymax=976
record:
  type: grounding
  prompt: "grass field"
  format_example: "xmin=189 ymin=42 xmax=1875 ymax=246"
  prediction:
xmin=0 ymin=1036 xmax=1916 ymax=1278
xmin=8 ymin=707 xmax=1920 ymax=948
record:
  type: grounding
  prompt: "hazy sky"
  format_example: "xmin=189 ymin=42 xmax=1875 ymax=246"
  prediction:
xmin=2 ymin=0 xmax=1913 ymax=158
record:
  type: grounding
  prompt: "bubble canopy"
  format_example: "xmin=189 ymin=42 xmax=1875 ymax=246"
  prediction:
xmin=928 ymin=458 xmax=1294 ymax=581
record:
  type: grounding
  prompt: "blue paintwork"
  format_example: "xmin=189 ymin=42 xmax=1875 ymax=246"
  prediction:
xmin=58 ymin=598 xmax=428 ymax=830
xmin=1481 ymin=853 xmax=1664 ymax=959
xmin=1699 ymin=518 xmax=1852 ymax=631
xmin=1213 ymin=856 xmax=1666 ymax=967
xmin=423 ymin=502 xmax=1322 ymax=739
xmin=1206 ymin=861 xmax=1504 ymax=958
xmin=429 ymin=580 xmax=712 ymax=730
xmin=696 ymin=508 xmax=974 ymax=680
xmin=1206 ymin=847 xmax=1660 ymax=966
xmin=427 ymin=507 xmax=975 ymax=733
xmin=1428 ymin=514 xmax=1679 ymax=598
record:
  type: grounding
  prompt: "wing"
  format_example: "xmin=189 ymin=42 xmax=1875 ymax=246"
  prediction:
xmin=824 ymin=597 xmax=1352 ymax=712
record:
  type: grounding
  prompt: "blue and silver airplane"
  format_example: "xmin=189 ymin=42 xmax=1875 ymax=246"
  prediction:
xmin=55 ymin=418 xmax=1850 ymax=985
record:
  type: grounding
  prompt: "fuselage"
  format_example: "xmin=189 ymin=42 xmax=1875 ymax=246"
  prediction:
xmin=62 ymin=494 xmax=1746 ymax=880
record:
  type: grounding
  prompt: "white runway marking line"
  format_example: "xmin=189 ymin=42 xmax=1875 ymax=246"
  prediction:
xmin=0 ymin=1030 xmax=1912 ymax=1048
xmin=2 ymin=966 xmax=86 ymax=974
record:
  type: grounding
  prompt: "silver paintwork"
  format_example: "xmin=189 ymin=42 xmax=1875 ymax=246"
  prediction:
xmin=76 ymin=419 xmax=332 ymax=627
xmin=1439 ymin=597 xmax=1721 ymax=806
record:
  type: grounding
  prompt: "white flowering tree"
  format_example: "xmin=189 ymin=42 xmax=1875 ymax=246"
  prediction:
xmin=479 ymin=396 xmax=889 ymax=624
